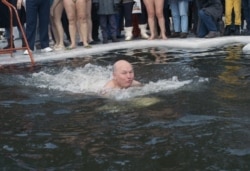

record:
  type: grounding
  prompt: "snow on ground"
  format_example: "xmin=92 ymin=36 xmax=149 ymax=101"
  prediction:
xmin=1 ymin=36 xmax=250 ymax=66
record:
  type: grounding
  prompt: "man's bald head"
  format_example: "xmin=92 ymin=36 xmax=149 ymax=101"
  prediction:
xmin=103 ymin=60 xmax=141 ymax=89
xmin=113 ymin=60 xmax=133 ymax=74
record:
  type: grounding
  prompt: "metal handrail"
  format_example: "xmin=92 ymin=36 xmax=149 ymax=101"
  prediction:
xmin=0 ymin=0 xmax=35 ymax=66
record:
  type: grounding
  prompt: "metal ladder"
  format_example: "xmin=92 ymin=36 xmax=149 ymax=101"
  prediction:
xmin=0 ymin=0 xmax=35 ymax=66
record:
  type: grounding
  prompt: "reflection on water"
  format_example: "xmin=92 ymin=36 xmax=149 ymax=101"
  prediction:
xmin=1 ymin=46 xmax=250 ymax=170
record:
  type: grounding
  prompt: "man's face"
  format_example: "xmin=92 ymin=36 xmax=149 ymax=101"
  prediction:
xmin=113 ymin=63 xmax=134 ymax=88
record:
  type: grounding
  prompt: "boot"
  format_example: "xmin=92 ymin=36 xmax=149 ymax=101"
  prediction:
xmin=3 ymin=38 xmax=15 ymax=49
xmin=102 ymin=37 xmax=108 ymax=44
xmin=224 ymin=25 xmax=231 ymax=36
xmin=171 ymin=32 xmax=180 ymax=38
xmin=21 ymin=38 xmax=26 ymax=47
xmin=138 ymin=24 xmax=149 ymax=39
xmin=124 ymin=27 xmax=133 ymax=41
xmin=112 ymin=36 xmax=119 ymax=42
xmin=205 ymin=31 xmax=219 ymax=38
xmin=234 ymin=25 xmax=240 ymax=35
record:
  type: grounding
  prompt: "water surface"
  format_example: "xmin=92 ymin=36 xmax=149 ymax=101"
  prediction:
xmin=1 ymin=45 xmax=250 ymax=170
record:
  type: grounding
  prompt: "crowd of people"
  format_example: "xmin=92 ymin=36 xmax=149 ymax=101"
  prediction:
xmin=0 ymin=0 xmax=250 ymax=55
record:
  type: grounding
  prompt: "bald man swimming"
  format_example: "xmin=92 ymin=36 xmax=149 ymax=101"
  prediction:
xmin=104 ymin=60 xmax=141 ymax=89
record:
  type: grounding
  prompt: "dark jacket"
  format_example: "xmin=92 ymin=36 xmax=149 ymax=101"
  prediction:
xmin=200 ymin=0 xmax=223 ymax=21
xmin=93 ymin=0 xmax=121 ymax=15
xmin=0 ymin=0 xmax=26 ymax=28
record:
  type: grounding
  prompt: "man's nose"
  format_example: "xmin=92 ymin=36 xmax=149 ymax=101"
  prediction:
xmin=127 ymin=73 xmax=132 ymax=78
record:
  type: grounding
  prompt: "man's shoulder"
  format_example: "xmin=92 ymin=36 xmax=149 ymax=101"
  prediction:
xmin=104 ymin=80 xmax=116 ymax=89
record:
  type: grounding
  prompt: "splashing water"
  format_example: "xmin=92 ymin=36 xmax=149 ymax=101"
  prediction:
xmin=21 ymin=64 xmax=199 ymax=99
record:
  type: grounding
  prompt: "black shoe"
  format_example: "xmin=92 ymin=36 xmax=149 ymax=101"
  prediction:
xmin=112 ymin=36 xmax=119 ymax=42
xmin=224 ymin=25 xmax=231 ymax=36
xmin=3 ymin=38 xmax=16 ymax=52
xmin=234 ymin=25 xmax=240 ymax=35
xmin=93 ymin=38 xmax=100 ymax=42
xmin=103 ymin=38 xmax=108 ymax=44
xmin=205 ymin=31 xmax=219 ymax=38
xmin=89 ymin=41 xmax=98 ymax=45
xmin=170 ymin=32 xmax=180 ymax=38
xmin=78 ymin=42 xmax=84 ymax=46
xmin=180 ymin=32 xmax=188 ymax=38
xmin=117 ymin=35 xmax=124 ymax=39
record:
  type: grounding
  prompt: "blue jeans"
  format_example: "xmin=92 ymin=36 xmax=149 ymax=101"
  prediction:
xmin=100 ymin=14 xmax=117 ymax=39
xmin=242 ymin=0 xmax=250 ymax=30
xmin=197 ymin=9 xmax=218 ymax=37
xmin=25 ymin=0 xmax=50 ymax=50
xmin=169 ymin=0 xmax=189 ymax=33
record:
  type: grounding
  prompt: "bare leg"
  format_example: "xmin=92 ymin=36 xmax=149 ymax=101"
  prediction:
xmin=63 ymin=0 xmax=77 ymax=48
xmin=143 ymin=0 xmax=156 ymax=40
xmin=50 ymin=14 xmax=58 ymax=47
xmin=86 ymin=0 xmax=93 ymax=42
xmin=76 ymin=0 xmax=90 ymax=47
xmin=154 ymin=0 xmax=167 ymax=39
xmin=53 ymin=1 xmax=65 ymax=49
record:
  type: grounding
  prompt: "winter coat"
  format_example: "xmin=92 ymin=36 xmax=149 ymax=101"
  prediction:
xmin=122 ymin=0 xmax=134 ymax=3
xmin=200 ymin=0 xmax=223 ymax=21
xmin=0 ymin=0 xmax=26 ymax=28
xmin=93 ymin=0 xmax=121 ymax=15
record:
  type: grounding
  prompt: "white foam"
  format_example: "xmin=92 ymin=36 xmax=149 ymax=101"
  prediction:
xmin=22 ymin=64 xmax=196 ymax=99
xmin=243 ymin=43 xmax=250 ymax=53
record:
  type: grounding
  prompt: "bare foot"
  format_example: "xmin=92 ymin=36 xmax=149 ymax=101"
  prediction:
xmin=161 ymin=36 xmax=168 ymax=40
xmin=148 ymin=35 xmax=155 ymax=40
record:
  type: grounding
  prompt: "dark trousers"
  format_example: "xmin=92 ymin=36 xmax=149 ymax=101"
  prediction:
xmin=25 ymin=0 xmax=50 ymax=50
xmin=61 ymin=9 xmax=70 ymax=41
xmin=198 ymin=9 xmax=218 ymax=37
xmin=164 ymin=0 xmax=171 ymax=36
xmin=92 ymin=3 xmax=100 ymax=41
xmin=242 ymin=0 xmax=250 ymax=30
xmin=99 ymin=14 xmax=117 ymax=39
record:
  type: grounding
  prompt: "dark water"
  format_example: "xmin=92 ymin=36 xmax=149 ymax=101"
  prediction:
xmin=1 ymin=45 xmax=250 ymax=171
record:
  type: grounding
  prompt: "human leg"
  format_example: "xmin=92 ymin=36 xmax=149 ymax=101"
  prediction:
xmin=242 ymin=0 xmax=250 ymax=31
xmin=86 ymin=0 xmax=93 ymax=43
xmin=123 ymin=2 xmax=134 ymax=40
xmin=109 ymin=14 xmax=119 ymax=42
xmin=198 ymin=9 xmax=218 ymax=32
xmin=179 ymin=0 xmax=189 ymax=35
xmin=143 ymin=0 xmax=156 ymax=39
xmin=63 ymin=0 xmax=77 ymax=48
xmin=123 ymin=2 xmax=134 ymax=27
xmin=91 ymin=2 xmax=100 ymax=41
xmin=225 ymin=0 xmax=233 ymax=26
xmin=154 ymin=0 xmax=167 ymax=39
xmin=53 ymin=0 xmax=64 ymax=49
xmin=3 ymin=27 xmax=15 ymax=50
xmin=39 ymin=0 xmax=52 ymax=51
xmin=163 ymin=0 xmax=171 ymax=36
xmin=197 ymin=19 xmax=208 ymax=38
xmin=25 ymin=0 xmax=38 ymax=50
xmin=137 ymin=1 xmax=149 ymax=39
xmin=198 ymin=9 xmax=218 ymax=38
xmin=99 ymin=15 xmax=108 ymax=43
xmin=233 ymin=0 xmax=241 ymax=35
xmin=169 ymin=0 xmax=181 ymax=33
xmin=76 ymin=0 xmax=89 ymax=47
xmin=233 ymin=0 xmax=241 ymax=26
xmin=61 ymin=10 xmax=71 ymax=43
